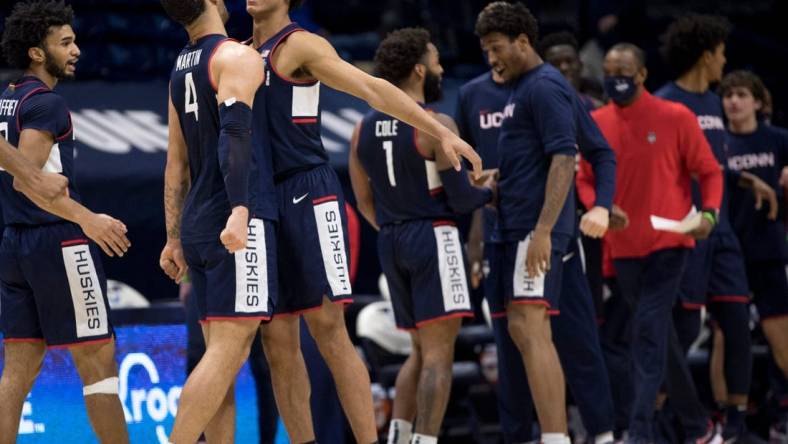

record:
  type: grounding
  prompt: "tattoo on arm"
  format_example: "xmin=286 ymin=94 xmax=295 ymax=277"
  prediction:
xmin=164 ymin=174 xmax=189 ymax=239
xmin=536 ymin=154 xmax=575 ymax=231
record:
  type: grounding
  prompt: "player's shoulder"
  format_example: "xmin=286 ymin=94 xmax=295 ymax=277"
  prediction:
xmin=213 ymin=39 xmax=261 ymax=64
xmin=459 ymin=72 xmax=494 ymax=95
xmin=527 ymin=64 xmax=574 ymax=96
xmin=431 ymin=111 xmax=456 ymax=129
xmin=21 ymin=88 xmax=67 ymax=111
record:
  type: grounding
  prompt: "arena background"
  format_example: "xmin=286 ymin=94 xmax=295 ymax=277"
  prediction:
xmin=0 ymin=0 xmax=786 ymax=443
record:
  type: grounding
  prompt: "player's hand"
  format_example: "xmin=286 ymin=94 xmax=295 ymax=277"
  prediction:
xmin=13 ymin=171 xmax=69 ymax=204
xmin=160 ymin=239 xmax=188 ymax=283
xmin=439 ymin=130 xmax=482 ymax=179
xmin=525 ymin=227 xmax=551 ymax=278
xmin=688 ymin=216 xmax=714 ymax=240
xmin=749 ymin=175 xmax=778 ymax=221
xmin=580 ymin=206 xmax=610 ymax=238
xmin=609 ymin=205 xmax=629 ymax=230
xmin=220 ymin=206 xmax=249 ymax=253
xmin=81 ymin=213 xmax=130 ymax=257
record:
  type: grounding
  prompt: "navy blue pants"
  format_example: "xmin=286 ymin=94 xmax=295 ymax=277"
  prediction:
xmin=614 ymin=248 xmax=707 ymax=442
xmin=489 ymin=240 xmax=615 ymax=441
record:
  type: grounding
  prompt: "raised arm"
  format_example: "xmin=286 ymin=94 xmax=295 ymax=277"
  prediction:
xmin=348 ymin=122 xmax=378 ymax=230
xmin=277 ymin=32 xmax=482 ymax=177
xmin=211 ymin=42 xmax=265 ymax=253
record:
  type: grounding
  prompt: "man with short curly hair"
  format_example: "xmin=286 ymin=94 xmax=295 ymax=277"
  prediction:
xmin=657 ymin=15 xmax=774 ymax=442
xmin=0 ymin=1 xmax=131 ymax=443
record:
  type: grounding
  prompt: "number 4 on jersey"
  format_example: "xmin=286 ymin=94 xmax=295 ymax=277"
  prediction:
xmin=184 ymin=72 xmax=199 ymax=121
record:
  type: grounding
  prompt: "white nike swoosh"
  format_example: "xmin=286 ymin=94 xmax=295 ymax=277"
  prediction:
xmin=562 ymin=252 xmax=575 ymax=262
xmin=292 ymin=193 xmax=309 ymax=204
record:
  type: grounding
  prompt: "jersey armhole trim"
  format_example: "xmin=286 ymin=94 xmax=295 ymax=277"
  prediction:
xmin=269 ymin=28 xmax=320 ymax=86
xmin=207 ymin=38 xmax=236 ymax=93
xmin=412 ymin=127 xmax=435 ymax=161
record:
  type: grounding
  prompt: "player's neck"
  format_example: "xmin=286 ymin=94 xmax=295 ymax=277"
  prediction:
xmin=400 ymin=82 xmax=425 ymax=104
xmin=728 ymin=115 xmax=758 ymax=135
xmin=675 ymin=68 xmax=709 ymax=94
xmin=24 ymin=67 xmax=57 ymax=89
xmin=252 ymin=11 xmax=291 ymax=47
xmin=186 ymin=13 xmax=227 ymax=44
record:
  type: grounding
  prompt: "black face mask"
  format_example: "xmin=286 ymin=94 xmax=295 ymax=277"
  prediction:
xmin=603 ymin=75 xmax=637 ymax=105
xmin=424 ymin=70 xmax=443 ymax=103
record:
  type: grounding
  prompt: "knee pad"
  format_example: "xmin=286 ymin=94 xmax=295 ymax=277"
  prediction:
xmin=83 ymin=376 xmax=119 ymax=396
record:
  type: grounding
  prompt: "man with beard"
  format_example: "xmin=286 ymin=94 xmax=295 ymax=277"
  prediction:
xmin=349 ymin=28 xmax=494 ymax=444
xmin=157 ymin=0 xmax=272 ymax=442
xmin=0 ymin=2 xmax=131 ymax=443
xmin=244 ymin=1 xmax=482 ymax=443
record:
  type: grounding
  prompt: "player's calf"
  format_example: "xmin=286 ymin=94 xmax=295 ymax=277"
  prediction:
xmin=260 ymin=317 xmax=315 ymax=444
xmin=69 ymin=338 xmax=130 ymax=444
xmin=0 ymin=341 xmax=46 ymax=444
xmin=304 ymin=298 xmax=377 ymax=443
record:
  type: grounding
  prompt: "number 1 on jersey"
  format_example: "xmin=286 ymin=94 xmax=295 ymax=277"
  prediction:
xmin=382 ymin=140 xmax=396 ymax=187
xmin=184 ymin=72 xmax=199 ymax=121
xmin=0 ymin=122 xmax=8 ymax=141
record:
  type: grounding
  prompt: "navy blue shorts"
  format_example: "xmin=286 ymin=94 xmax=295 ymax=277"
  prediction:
xmin=378 ymin=220 xmax=473 ymax=330
xmin=746 ymin=260 xmax=788 ymax=319
xmin=0 ymin=223 xmax=113 ymax=348
xmin=490 ymin=232 xmax=571 ymax=314
xmin=183 ymin=218 xmax=277 ymax=322
xmin=678 ymin=231 xmax=750 ymax=308
xmin=275 ymin=164 xmax=353 ymax=315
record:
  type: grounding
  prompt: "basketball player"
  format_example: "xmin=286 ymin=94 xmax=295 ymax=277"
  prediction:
xmin=0 ymin=138 xmax=68 ymax=204
xmin=350 ymin=28 xmax=494 ymax=444
xmin=459 ymin=21 xmax=617 ymax=444
xmin=658 ymin=15 xmax=766 ymax=440
xmin=472 ymin=3 xmax=604 ymax=443
xmin=0 ymin=2 xmax=130 ymax=443
xmin=158 ymin=0 xmax=274 ymax=442
xmin=245 ymin=1 xmax=481 ymax=443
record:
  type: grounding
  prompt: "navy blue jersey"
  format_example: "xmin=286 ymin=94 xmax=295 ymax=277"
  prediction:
xmin=170 ymin=34 xmax=234 ymax=244
xmin=656 ymin=82 xmax=732 ymax=232
xmin=497 ymin=64 xmax=580 ymax=240
xmin=357 ymin=109 xmax=453 ymax=226
xmin=255 ymin=23 xmax=327 ymax=180
xmin=726 ymin=124 xmax=788 ymax=261
xmin=456 ymin=72 xmax=510 ymax=243
xmin=0 ymin=76 xmax=79 ymax=225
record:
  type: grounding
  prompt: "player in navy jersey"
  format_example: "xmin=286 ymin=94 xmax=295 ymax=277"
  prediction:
xmin=157 ymin=0 xmax=273 ymax=442
xmin=245 ymin=2 xmax=482 ymax=443
xmin=720 ymin=70 xmax=788 ymax=438
xmin=458 ymin=27 xmax=618 ymax=444
xmin=657 ymin=16 xmax=775 ymax=440
xmin=349 ymin=28 xmax=494 ymax=444
xmin=473 ymin=3 xmax=607 ymax=443
xmin=0 ymin=2 xmax=131 ymax=443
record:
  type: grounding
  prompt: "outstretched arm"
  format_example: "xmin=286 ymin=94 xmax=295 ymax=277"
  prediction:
xmin=278 ymin=32 xmax=482 ymax=176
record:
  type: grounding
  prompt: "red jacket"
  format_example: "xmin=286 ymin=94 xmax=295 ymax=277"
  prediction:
xmin=577 ymin=91 xmax=723 ymax=259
